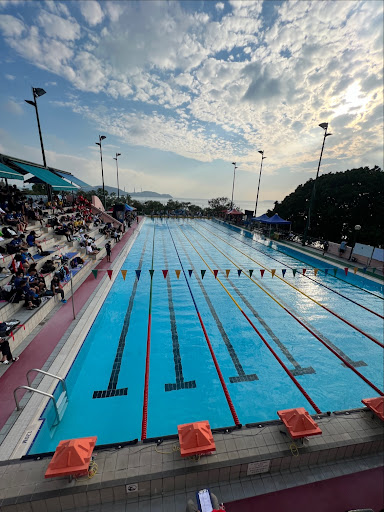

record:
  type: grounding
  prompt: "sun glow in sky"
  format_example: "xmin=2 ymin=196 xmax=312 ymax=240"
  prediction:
xmin=0 ymin=0 xmax=383 ymax=203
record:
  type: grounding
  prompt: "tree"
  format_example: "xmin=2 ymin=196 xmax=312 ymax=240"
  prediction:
xmin=266 ymin=166 xmax=384 ymax=246
xmin=207 ymin=197 xmax=232 ymax=214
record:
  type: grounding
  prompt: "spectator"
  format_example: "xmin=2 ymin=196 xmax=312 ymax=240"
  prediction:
xmin=0 ymin=337 xmax=19 ymax=365
xmin=50 ymin=275 xmax=67 ymax=303
xmin=26 ymin=230 xmax=43 ymax=253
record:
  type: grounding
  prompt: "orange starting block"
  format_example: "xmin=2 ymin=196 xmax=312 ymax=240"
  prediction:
xmin=362 ymin=397 xmax=384 ymax=422
xmin=277 ymin=408 xmax=322 ymax=440
xmin=178 ymin=421 xmax=216 ymax=457
xmin=45 ymin=436 xmax=97 ymax=479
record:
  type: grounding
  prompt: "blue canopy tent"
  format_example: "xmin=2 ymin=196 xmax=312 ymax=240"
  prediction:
xmin=263 ymin=213 xmax=291 ymax=225
xmin=251 ymin=214 xmax=270 ymax=222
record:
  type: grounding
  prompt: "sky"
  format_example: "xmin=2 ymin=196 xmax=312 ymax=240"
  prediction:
xmin=0 ymin=0 xmax=383 ymax=203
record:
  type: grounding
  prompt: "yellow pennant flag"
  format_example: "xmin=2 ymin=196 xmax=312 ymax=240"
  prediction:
xmin=175 ymin=269 xmax=181 ymax=279
xmin=121 ymin=270 xmax=127 ymax=281
xmin=314 ymin=268 xmax=319 ymax=277
xmin=225 ymin=269 xmax=230 ymax=277
xmin=271 ymin=269 xmax=276 ymax=278
xmin=353 ymin=267 xmax=358 ymax=274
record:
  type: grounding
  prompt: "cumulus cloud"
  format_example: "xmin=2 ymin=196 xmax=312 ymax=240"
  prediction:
xmin=4 ymin=98 xmax=23 ymax=115
xmin=0 ymin=14 xmax=25 ymax=37
xmin=79 ymin=1 xmax=104 ymax=26
xmin=38 ymin=10 xmax=80 ymax=40
xmin=5 ymin=73 xmax=15 ymax=80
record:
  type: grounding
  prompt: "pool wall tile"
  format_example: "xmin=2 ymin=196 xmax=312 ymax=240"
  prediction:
xmin=72 ymin=492 xmax=87 ymax=509
xmin=31 ymin=500 xmax=47 ymax=512
xmin=86 ymin=489 xmax=101 ymax=506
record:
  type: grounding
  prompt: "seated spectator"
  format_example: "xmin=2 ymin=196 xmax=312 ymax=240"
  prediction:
xmin=26 ymin=230 xmax=43 ymax=253
xmin=50 ymin=275 xmax=66 ymax=303
xmin=19 ymin=248 xmax=35 ymax=269
xmin=0 ymin=337 xmax=19 ymax=365
xmin=7 ymin=235 xmax=28 ymax=254
xmin=20 ymin=279 xmax=41 ymax=309
xmin=27 ymin=268 xmax=46 ymax=294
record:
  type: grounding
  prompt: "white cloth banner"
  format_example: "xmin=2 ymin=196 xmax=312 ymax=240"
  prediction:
xmin=372 ymin=247 xmax=384 ymax=262
xmin=353 ymin=243 xmax=374 ymax=258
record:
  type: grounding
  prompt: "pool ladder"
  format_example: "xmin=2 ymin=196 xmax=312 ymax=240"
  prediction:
xmin=14 ymin=369 xmax=68 ymax=426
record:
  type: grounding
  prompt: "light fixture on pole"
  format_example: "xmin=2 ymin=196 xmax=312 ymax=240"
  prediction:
xmin=113 ymin=153 xmax=121 ymax=200
xmin=348 ymin=224 xmax=361 ymax=261
xmin=95 ymin=135 xmax=107 ymax=209
xmin=25 ymin=87 xmax=52 ymax=201
xmin=302 ymin=123 xmax=332 ymax=245
xmin=230 ymin=162 xmax=237 ymax=210
xmin=254 ymin=150 xmax=266 ymax=218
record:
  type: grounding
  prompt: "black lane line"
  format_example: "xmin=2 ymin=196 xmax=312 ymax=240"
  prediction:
xmin=192 ymin=226 xmax=367 ymax=371
xmin=93 ymin=229 xmax=150 ymax=399
xmin=161 ymin=230 xmax=196 ymax=391
xmin=175 ymin=228 xmax=258 ymax=383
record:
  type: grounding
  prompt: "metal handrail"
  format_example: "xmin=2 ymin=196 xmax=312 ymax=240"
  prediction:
xmin=13 ymin=386 xmax=60 ymax=424
xmin=26 ymin=369 xmax=67 ymax=395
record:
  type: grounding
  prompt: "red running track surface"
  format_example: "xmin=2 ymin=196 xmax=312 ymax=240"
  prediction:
xmin=225 ymin=467 xmax=384 ymax=512
xmin=0 ymin=221 xmax=141 ymax=431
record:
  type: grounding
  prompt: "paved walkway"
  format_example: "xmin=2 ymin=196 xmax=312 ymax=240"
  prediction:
xmin=0 ymin=220 xmax=141 ymax=431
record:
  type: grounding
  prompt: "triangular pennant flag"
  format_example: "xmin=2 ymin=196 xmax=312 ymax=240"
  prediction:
xmin=92 ymin=269 xmax=98 ymax=279
xmin=162 ymin=269 xmax=168 ymax=278
xmin=353 ymin=267 xmax=358 ymax=274
xmin=372 ymin=267 xmax=377 ymax=274
xmin=325 ymin=269 xmax=329 ymax=275
xmin=188 ymin=269 xmax=193 ymax=277
xmin=344 ymin=267 xmax=349 ymax=276
xmin=149 ymin=269 xmax=155 ymax=277
xmin=282 ymin=269 xmax=286 ymax=278
xmin=292 ymin=269 xmax=297 ymax=277
xmin=363 ymin=267 xmax=367 ymax=273
xmin=260 ymin=269 xmax=265 ymax=278
xmin=175 ymin=270 xmax=181 ymax=279
xmin=302 ymin=269 xmax=306 ymax=275
xmin=314 ymin=268 xmax=319 ymax=277
xmin=201 ymin=269 xmax=206 ymax=279
xmin=333 ymin=268 xmax=337 ymax=277
xmin=249 ymin=269 xmax=253 ymax=278
xmin=135 ymin=270 xmax=141 ymax=280
xmin=107 ymin=270 xmax=113 ymax=280
xmin=237 ymin=269 xmax=242 ymax=277
xmin=225 ymin=269 xmax=230 ymax=277
xmin=121 ymin=270 xmax=127 ymax=281
xmin=271 ymin=269 xmax=276 ymax=278
xmin=213 ymin=269 xmax=219 ymax=278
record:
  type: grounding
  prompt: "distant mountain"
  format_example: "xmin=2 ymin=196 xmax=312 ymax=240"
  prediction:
xmin=86 ymin=185 xmax=172 ymax=198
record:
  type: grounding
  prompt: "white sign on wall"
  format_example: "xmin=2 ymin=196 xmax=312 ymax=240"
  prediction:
xmin=353 ymin=243 xmax=374 ymax=259
xmin=372 ymin=247 xmax=384 ymax=262
xmin=247 ymin=460 xmax=271 ymax=476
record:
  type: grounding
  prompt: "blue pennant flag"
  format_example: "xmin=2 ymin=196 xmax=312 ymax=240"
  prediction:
xmin=135 ymin=270 xmax=141 ymax=280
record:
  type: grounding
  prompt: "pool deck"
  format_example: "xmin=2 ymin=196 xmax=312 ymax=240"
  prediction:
xmin=0 ymin=217 xmax=383 ymax=511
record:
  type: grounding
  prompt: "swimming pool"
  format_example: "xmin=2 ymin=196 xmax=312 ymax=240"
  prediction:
xmin=28 ymin=218 xmax=384 ymax=454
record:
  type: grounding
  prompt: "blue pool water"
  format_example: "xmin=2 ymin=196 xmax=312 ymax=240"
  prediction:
xmin=29 ymin=219 xmax=384 ymax=453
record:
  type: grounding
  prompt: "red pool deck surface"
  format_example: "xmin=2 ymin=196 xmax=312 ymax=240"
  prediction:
xmin=225 ymin=466 xmax=384 ymax=512
xmin=0 ymin=220 xmax=141 ymax=431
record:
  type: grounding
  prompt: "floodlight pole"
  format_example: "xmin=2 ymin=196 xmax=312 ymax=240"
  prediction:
xmin=231 ymin=162 xmax=237 ymax=210
xmin=113 ymin=153 xmax=121 ymax=200
xmin=254 ymin=150 xmax=266 ymax=218
xmin=302 ymin=123 xmax=332 ymax=246
xmin=96 ymin=135 xmax=107 ymax=209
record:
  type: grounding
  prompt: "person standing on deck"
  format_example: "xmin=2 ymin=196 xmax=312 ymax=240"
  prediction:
xmin=105 ymin=241 xmax=111 ymax=262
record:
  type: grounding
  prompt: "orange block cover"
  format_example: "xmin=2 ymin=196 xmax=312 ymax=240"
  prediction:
xmin=277 ymin=408 xmax=322 ymax=440
xmin=45 ymin=436 xmax=97 ymax=479
xmin=178 ymin=421 xmax=216 ymax=457
xmin=362 ymin=397 xmax=384 ymax=421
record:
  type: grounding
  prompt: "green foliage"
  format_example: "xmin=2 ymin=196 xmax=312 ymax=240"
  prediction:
xmin=207 ymin=197 xmax=232 ymax=213
xmin=267 ymin=166 xmax=384 ymax=245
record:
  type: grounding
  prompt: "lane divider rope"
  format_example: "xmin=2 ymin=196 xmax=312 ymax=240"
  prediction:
xmin=177 ymin=224 xmax=322 ymax=414
xmin=197 ymin=222 xmax=383 ymax=349
xmin=187 ymin=223 xmax=383 ymax=397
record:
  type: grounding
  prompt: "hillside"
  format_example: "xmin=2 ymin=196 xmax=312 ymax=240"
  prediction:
xmin=267 ymin=166 xmax=384 ymax=246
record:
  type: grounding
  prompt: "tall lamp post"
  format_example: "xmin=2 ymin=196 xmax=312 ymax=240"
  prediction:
xmin=25 ymin=87 xmax=52 ymax=201
xmin=302 ymin=122 xmax=332 ymax=245
xmin=113 ymin=153 xmax=121 ymax=200
xmin=254 ymin=150 xmax=266 ymax=218
xmin=230 ymin=161 xmax=238 ymax=210
xmin=95 ymin=135 xmax=107 ymax=209
xmin=348 ymin=224 xmax=361 ymax=261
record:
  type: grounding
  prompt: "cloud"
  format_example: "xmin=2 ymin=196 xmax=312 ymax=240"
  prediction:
xmin=216 ymin=2 xmax=224 ymax=10
xmin=4 ymin=98 xmax=23 ymax=115
xmin=79 ymin=1 xmax=104 ymax=26
xmin=0 ymin=14 xmax=25 ymax=37
xmin=242 ymin=62 xmax=282 ymax=103
xmin=38 ymin=10 xmax=80 ymax=41
xmin=5 ymin=73 xmax=15 ymax=80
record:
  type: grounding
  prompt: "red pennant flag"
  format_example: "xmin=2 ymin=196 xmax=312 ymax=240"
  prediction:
xmin=201 ymin=269 xmax=206 ymax=279
xmin=271 ymin=269 xmax=276 ymax=278
xmin=249 ymin=269 xmax=253 ymax=277
xmin=188 ymin=269 xmax=193 ymax=277
xmin=135 ymin=270 xmax=141 ymax=280
xmin=225 ymin=269 xmax=230 ymax=277
xmin=107 ymin=270 xmax=113 ymax=280
xmin=260 ymin=269 xmax=265 ymax=278
xmin=282 ymin=269 xmax=286 ymax=277
xmin=237 ymin=269 xmax=242 ymax=277
xmin=162 ymin=269 xmax=168 ymax=278
xmin=213 ymin=269 xmax=219 ymax=278
xmin=175 ymin=270 xmax=181 ymax=279
xmin=92 ymin=269 xmax=98 ymax=279
xmin=149 ymin=269 xmax=155 ymax=277
xmin=344 ymin=268 xmax=348 ymax=276
xmin=121 ymin=270 xmax=127 ymax=280
xmin=302 ymin=269 xmax=306 ymax=275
